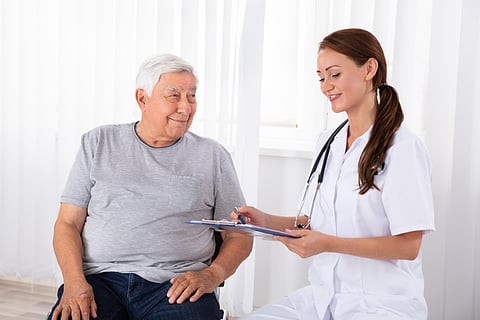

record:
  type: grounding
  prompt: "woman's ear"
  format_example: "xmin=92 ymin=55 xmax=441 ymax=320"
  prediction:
xmin=365 ymin=58 xmax=379 ymax=81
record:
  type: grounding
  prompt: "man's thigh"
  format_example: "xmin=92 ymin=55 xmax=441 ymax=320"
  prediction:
xmin=130 ymin=275 xmax=223 ymax=320
xmin=47 ymin=272 xmax=129 ymax=320
xmin=48 ymin=272 xmax=222 ymax=320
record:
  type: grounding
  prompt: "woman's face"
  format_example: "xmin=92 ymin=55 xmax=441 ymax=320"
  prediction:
xmin=316 ymin=48 xmax=373 ymax=115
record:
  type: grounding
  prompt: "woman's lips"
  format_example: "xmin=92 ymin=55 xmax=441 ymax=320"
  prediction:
xmin=328 ymin=94 xmax=340 ymax=102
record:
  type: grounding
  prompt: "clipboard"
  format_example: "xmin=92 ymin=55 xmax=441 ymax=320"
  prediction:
xmin=186 ymin=219 xmax=300 ymax=240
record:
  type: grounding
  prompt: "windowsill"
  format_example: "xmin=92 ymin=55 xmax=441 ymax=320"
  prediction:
xmin=259 ymin=146 xmax=314 ymax=159
xmin=259 ymin=138 xmax=315 ymax=159
xmin=228 ymin=143 xmax=314 ymax=160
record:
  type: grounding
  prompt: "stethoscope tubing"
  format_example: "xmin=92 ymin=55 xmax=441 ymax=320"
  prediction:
xmin=295 ymin=119 xmax=348 ymax=229
xmin=307 ymin=119 xmax=348 ymax=184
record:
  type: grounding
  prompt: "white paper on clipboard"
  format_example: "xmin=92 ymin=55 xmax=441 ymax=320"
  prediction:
xmin=186 ymin=219 xmax=300 ymax=240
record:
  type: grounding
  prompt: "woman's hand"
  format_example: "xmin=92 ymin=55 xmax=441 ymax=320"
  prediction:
xmin=230 ymin=206 xmax=268 ymax=227
xmin=274 ymin=229 xmax=330 ymax=258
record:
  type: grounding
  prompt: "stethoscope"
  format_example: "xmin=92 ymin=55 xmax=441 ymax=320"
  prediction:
xmin=294 ymin=119 xmax=387 ymax=229
xmin=294 ymin=119 xmax=348 ymax=229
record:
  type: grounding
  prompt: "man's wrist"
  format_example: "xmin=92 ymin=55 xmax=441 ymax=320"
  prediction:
xmin=208 ymin=263 xmax=227 ymax=285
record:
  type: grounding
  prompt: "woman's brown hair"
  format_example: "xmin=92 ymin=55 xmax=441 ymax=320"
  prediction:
xmin=319 ymin=28 xmax=404 ymax=194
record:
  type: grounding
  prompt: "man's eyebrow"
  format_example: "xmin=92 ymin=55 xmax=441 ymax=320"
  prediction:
xmin=165 ymin=86 xmax=197 ymax=91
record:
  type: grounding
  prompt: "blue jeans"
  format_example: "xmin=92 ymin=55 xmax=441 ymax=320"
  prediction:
xmin=47 ymin=272 xmax=223 ymax=320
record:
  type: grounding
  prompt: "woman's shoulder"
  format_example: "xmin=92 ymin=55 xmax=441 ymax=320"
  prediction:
xmin=392 ymin=125 xmax=424 ymax=145
xmin=390 ymin=125 xmax=430 ymax=159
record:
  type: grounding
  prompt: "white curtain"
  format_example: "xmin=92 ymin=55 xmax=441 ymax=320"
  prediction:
xmin=422 ymin=0 xmax=480 ymax=319
xmin=0 ymin=0 xmax=259 ymax=315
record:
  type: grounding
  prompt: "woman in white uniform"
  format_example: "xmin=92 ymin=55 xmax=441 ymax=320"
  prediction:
xmin=234 ymin=28 xmax=435 ymax=319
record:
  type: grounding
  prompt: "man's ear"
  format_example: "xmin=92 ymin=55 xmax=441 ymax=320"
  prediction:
xmin=365 ymin=58 xmax=379 ymax=81
xmin=136 ymin=89 xmax=147 ymax=111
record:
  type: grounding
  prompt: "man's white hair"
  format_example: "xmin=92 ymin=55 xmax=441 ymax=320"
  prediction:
xmin=135 ymin=54 xmax=198 ymax=97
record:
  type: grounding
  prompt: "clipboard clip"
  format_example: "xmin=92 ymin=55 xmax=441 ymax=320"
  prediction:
xmin=201 ymin=219 xmax=239 ymax=226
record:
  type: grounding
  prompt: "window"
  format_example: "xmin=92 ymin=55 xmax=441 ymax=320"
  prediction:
xmin=257 ymin=0 xmax=432 ymax=155
xmin=259 ymin=0 xmax=327 ymax=154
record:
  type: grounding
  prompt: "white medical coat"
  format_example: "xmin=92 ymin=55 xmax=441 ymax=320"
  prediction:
xmin=301 ymin=124 xmax=435 ymax=319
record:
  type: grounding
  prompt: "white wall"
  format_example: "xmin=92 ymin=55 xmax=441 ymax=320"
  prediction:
xmin=254 ymin=154 xmax=312 ymax=306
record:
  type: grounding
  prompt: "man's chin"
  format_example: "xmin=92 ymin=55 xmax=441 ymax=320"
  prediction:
xmin=169 ymin=125 xmax=190 ymax=137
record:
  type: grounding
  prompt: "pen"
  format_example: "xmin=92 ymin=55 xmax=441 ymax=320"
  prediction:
xmin=234 ymin=206 xmax=247 ymax=224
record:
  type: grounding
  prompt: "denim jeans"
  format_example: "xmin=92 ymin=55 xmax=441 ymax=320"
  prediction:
xmin=47 ymin=272 xmax=223 ymax=320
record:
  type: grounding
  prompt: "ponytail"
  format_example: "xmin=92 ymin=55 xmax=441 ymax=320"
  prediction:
xmin=358 ymin=84 xmax=403 ymax=194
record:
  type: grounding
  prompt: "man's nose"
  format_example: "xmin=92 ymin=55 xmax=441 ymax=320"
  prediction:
xmin=176 ymin=96 xmax=193 ymax=114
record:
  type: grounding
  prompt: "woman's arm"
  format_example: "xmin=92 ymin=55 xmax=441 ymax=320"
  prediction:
xmin=276 ymin=229 xmax=423 ymax=260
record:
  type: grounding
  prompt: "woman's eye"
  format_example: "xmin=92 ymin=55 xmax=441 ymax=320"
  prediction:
xmin=319 ymin=77 xmax=325 ymax=82
xmin=331 ymin=73 xmax=340 ymax=78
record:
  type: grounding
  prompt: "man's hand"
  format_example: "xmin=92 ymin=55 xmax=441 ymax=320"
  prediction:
xmin=167 ymin=267 xmax=223 ymax=304
xmin=166 ymin=229 xmax=252 ymax=305
xmin=51 ymin=279 xmax=97 ymax=320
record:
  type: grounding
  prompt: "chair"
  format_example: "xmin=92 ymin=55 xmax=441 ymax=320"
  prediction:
xmin=213 ymin=231 xmax=228 ymax=319
xmin=213 ymin=231 xmax=224 ymax=262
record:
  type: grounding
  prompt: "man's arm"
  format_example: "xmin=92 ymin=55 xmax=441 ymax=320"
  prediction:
xmin=51 ymin=203 xmax=97 ymax=320
xmin=209 ymin=230 xmax=253 ymax=284
xmin=53 ymin=203 xmax=87 ymax=282
xmin=167 ymin=231 xmax=253 ymax=304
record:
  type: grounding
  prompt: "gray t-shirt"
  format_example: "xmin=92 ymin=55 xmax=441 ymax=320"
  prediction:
xmin=61 ymin=122 xmax=245 ymax=283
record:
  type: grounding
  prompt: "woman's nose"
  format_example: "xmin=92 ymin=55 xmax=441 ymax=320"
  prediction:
xmin=321 ymin=79 xmax=333 ymax=94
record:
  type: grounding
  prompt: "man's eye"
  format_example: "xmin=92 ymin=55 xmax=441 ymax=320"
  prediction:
xmin=165 ymin=94 xmax=180 ymax=102
xmin=319 ymin=77 xmax=325 ymax=82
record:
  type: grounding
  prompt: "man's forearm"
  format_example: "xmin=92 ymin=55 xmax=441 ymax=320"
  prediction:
xmin=209 ymin=232 xmax=253 ymax=284
xmin=53 ymin=222 xmax=86 ymax=282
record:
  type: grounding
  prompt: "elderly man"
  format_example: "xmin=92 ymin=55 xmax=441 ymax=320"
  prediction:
xmin=48 ymin=54 xmax=252 ymax=320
